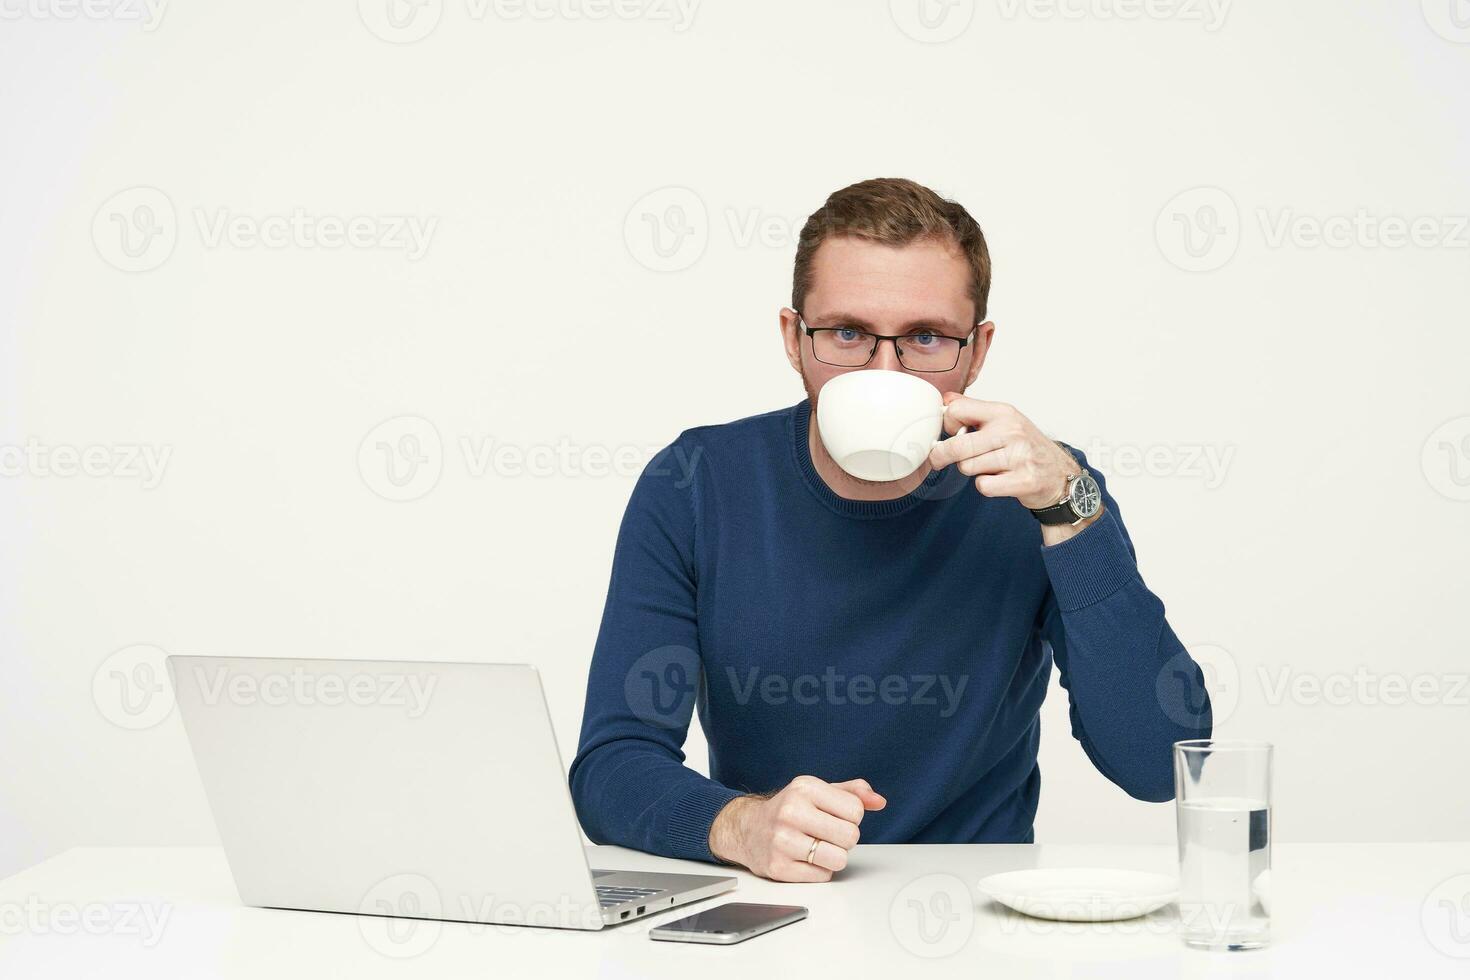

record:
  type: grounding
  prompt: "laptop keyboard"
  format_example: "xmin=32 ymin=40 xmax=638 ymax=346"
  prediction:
xmin=596 ymin=885 xmax=662 ymax=909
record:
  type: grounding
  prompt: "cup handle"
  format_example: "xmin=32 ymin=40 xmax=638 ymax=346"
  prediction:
xmin=928 ymin=426 xmax=969 ymax=458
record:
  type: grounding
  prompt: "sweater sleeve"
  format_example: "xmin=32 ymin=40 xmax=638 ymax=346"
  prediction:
xmin=1036 ymin=446 xmax=1214 ymax=803
xmin=567 ymin=436 xmax=745 ymax=863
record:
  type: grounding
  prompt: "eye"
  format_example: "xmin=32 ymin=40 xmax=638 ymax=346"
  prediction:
xmin=911 ymin=331 xmax=940 ymax=347
xmin=834 ymin=326 xmax=863 ymax=343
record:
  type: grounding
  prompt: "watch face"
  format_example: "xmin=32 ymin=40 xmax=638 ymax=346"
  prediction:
xmin=1070 ymin=473 xmax=1102 ymax=518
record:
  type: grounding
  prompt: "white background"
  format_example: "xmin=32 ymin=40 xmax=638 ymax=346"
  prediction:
xmin=2 ymin=0 xmax=1468 ymax=880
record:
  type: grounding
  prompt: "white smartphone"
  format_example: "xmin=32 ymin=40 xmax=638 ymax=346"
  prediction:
xmin=648 ymin=902 xmax=808 ymax=945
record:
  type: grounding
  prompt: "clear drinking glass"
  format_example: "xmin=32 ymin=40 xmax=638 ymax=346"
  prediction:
xmin=1173 ymin=739 xmax=1273 ymax=950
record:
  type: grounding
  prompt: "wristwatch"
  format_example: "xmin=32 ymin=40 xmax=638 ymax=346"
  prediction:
xmin=1029 ymin=470 xmax=1103 ymax=526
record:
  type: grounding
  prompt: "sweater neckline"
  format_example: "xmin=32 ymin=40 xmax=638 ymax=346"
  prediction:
xmin=789 ymin=399 xmax=951 ymax=520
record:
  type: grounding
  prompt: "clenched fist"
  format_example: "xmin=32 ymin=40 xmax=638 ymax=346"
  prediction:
xmin=708 ymin=775 xmax=886 ymax=882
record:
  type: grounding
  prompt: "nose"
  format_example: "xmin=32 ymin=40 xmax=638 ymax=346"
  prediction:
xmin=868 ymin=337 xmax=904 ymax=371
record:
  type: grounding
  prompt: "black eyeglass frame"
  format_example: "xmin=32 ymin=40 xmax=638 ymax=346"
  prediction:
xmin=794 ymin=313 xmax=979 ymax=373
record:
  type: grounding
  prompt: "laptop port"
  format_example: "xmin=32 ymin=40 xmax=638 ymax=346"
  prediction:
xmin=620 ymin=911 xmax=630 ymax=919
xmin=637 ymin=906 xmax=646 ymax=915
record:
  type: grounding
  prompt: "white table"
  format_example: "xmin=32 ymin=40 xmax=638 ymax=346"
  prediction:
xmin=2 ymin=843 xmax=1467 ymax=978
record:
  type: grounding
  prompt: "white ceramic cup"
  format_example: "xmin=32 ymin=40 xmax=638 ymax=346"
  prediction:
xmin=815 ymin=369 xmax=952 ymax=482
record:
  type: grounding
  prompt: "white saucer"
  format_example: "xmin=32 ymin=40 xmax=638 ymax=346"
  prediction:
xmin=977 ymin=867 xmax=1178 ymax=922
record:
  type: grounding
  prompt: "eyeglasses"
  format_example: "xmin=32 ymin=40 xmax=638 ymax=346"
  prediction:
xmin=796 ymin=314 xmax=977 ymax=372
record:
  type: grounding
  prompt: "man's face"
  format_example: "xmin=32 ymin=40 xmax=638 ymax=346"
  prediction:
xmin=780 ymin=234 xmax=994 ymax=408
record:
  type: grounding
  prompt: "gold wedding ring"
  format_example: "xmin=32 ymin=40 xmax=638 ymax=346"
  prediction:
xmin=804 ymin=837 xmax=821 ymax=864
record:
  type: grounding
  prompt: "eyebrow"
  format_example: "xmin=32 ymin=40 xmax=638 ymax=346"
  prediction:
xmin=805 ymin=311 xmax=970 ymax=334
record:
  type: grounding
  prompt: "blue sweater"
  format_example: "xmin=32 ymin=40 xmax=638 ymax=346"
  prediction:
xmin=569 ymin=399 xmax=1212 ymax=863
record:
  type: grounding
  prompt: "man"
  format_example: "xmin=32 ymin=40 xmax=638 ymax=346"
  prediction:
xmin=570 ymin=178 xmax=1213 ymax=882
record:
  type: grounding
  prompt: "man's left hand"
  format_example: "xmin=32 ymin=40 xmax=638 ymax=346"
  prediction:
xmin=927 ymin=392 xmax=1102 ymax=541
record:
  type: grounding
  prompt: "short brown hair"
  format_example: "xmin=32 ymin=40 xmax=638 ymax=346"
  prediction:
xmin=792 ymin=177 xmax=991 ymax=322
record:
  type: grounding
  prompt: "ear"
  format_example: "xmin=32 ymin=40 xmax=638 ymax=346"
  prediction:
xmin=962 ymin=320 xmax=996 ymax=389
xmin=779 ymin=307 xmax=804 ymax=375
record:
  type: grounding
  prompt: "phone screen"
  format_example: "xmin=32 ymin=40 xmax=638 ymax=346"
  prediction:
xmin=657 ymin=902 xmax=805 ymax=934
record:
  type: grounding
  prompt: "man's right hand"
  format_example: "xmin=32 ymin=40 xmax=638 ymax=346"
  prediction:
xmin=707 ymin=775 xmax=886 ymax=882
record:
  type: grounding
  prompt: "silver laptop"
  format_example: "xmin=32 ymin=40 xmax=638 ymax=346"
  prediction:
xmin=168 ymin=656 xmax=736 ymax=929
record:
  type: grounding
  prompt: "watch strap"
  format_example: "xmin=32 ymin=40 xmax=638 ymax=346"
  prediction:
xmin=1029 ymin=497 xmax=1078 ymax=525
xmin=1030 ymin=473 xmax=1080 ymax=525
